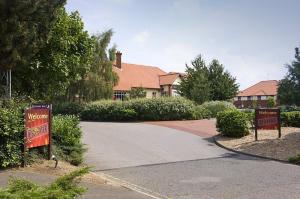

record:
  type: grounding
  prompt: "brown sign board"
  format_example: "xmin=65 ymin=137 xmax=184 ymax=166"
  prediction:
xmin=254 ymin=108 xmax=281 ymax=141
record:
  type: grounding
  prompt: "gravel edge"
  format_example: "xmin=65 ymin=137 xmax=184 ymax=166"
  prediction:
xmin=213 ymin=135 xmax=299 ymax=166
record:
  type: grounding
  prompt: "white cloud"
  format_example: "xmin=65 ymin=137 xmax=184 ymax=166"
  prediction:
xmin=133 ymin=30 xmax=150 ymax=45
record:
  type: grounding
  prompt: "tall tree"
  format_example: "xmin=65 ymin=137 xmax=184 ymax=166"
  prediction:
xmin=81 ymin=30 xmax=119 ymax=101
xmin=278 ymin=47 xmax=300 ymax=106
xmin=0 ymin=0 xmax=65 ymax=70
xmin=13 ymin=8 xmax=94 ymax=101
xmin=179 ymin=55 xmax=211 ymax=104
xmin=179 ymin=55 xmax=238 ymax=104
xmin=208 ymin=59 xmax=239 ymax=101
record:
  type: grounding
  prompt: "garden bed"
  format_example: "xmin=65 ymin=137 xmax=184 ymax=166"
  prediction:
xmin=215 ymin=127 xmax=300 ymax=161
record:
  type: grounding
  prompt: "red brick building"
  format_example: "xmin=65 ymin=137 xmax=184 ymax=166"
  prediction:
xmin=233 ymin=80 xmax=279 ymax=108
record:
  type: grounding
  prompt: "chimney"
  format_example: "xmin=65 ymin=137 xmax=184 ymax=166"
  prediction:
xmin=116 ymin=51 xmax=122 ymax=69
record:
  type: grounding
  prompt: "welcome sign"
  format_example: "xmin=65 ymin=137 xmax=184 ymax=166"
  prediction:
xmin=254 ymin=108 xmax=281 ymax=140
xmin=256 ymin=109 xmax=279 ymax=130
xmin=25 ymin=106 xmax=50 ymax=149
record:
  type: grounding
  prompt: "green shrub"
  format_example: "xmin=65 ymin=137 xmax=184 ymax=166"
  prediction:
xmin=0 ymin=167 xmax=89 ymax=198
xmin=216 ymin=110 xmax=250 ymax=138
xmin=281 ymin=111 xmax=300 ymax=127
xmin=289 ymin=154 xmax=300 ymax=165
xmin=0 ymin=107 xmax=24 ymax=168
xmin=240 ymin=109 xmax=255 ymax=128
xmin=52 ymin=115 xmax=85 ymax=165
xmin=52 ymin=102 xmax=85 ymax=116
xmin=201 ymin=101 xmax=236 ymax=118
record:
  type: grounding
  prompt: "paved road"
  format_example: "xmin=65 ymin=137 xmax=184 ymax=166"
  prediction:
xmin=81 ymin=121 xmax=300 ymax=199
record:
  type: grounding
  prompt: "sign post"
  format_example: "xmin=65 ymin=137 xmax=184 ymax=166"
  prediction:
xmin=254 ymin=108 xmax=281 ymax=141
xmin=23 ymin=104 xmax=52 ymax=167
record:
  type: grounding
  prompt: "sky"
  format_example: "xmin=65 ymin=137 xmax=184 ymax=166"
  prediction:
xmin=66 ymin=0 xmax=300 ymax=90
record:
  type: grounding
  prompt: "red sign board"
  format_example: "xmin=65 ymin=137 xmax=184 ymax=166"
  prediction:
xmin=25 ymin=107 xmax=50 ymax=149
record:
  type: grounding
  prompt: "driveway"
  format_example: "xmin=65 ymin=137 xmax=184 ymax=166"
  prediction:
xmin=81 ymin=121 xmax=227 ymax=171
xmin=81 ymin=120 xmax=300 ymax=199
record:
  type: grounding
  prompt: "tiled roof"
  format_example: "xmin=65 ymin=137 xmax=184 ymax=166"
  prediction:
xmin=237 ymin=80 xmax=278 ymax=97
xmin=159 ymin=73 xmax=180 ymax=85
xmin=113 ymin=63 xmax=166 ymax=91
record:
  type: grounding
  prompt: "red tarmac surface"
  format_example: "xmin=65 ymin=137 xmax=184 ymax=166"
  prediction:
xmin=145 ymin=119 xmax=218 ymax=138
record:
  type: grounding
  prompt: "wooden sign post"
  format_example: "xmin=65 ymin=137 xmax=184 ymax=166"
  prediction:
xmin=22 ymin=104 xmax=52 ymax=167
xmin=254 ymin=108 xmax=281 ymax=141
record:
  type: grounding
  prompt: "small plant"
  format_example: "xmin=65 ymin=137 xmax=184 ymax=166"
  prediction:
xmin=267 ymin=96 xmax=276 ymax=108
xmin=252 ymin=100 xmax=258 ymax=109
xmin=0 ymin=167 xmax=89 ymax=198
xmin=216 ymin=110 xmax=250 ymax=138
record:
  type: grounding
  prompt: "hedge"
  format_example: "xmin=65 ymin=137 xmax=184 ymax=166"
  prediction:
xmin=52 ymin=102 xmax=85 ymax=116
xmin=81 ymin=97 xmax=197 ymax=121
xmin=61 ymin=98 xmax=236 ymax=121
xmin=216 ymin=110 xmax=250 ymax=138
xmin=281 ymin=111 xmax=300 ymax=127
xmin=81 ymin=100 xmax=137 ymax=121
xmin=200 ymin=101 xmax=236 ymax=118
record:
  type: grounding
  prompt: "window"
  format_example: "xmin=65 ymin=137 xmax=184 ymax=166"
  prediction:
xmin=257 ymin=96 xmax=261 ymax=100
xmin=247 ymin=96 xmax=251 ymax=101
xmin=161 ymin=91 xmax=168 ymax=96
xmin=238 ymin=97 xmax=241 ymax=101
xmin=114 ymin=91 xmax=126 ymax=101
xmin=152 ymin=92 xmax=157 ymax=98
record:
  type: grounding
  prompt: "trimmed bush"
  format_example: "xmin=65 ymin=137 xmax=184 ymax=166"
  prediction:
xmin=0 ymin=107 xmax=24 ymax=168
xmin=52 ymin=115 xmax=85 ymax=165
xmin=53 ymin=102 xmax=85 ymax=116
xmin=216 ymin=110 xmax=250 ymax=137
xmin=201 ymin=101 xmax=236 ymax=118
xmin=281 ymin=111 xmax=300 ymax=127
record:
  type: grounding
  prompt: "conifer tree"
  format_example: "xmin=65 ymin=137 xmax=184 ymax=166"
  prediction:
xmin=278 ymin=47 xmax=300 ymax=106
